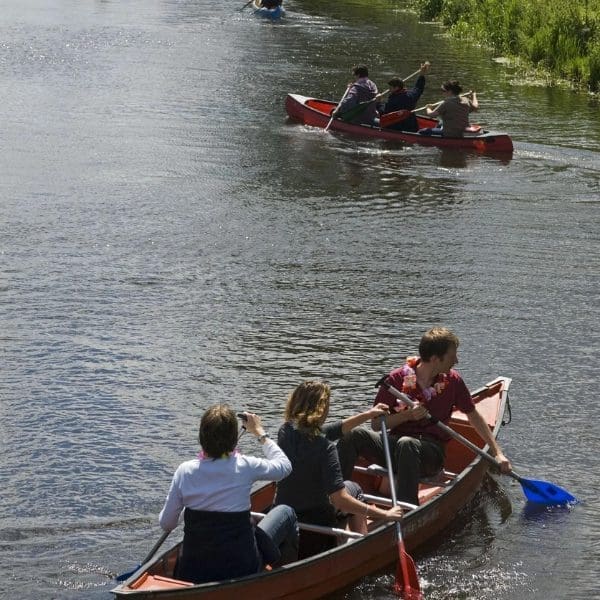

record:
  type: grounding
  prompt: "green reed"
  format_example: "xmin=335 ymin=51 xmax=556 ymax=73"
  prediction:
xmin=410 ymin=0 xmax=600 ymax=91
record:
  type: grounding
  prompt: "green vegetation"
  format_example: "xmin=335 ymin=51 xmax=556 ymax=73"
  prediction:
xmin=409 ymin=0 xmax=600 ymax=92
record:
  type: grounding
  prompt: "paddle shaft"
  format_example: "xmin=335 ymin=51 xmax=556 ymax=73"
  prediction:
xmin=380 ymin=415 xmax=404 ymax=527
xmin=379 ymin=381 xmax=525 ymax=483
xmin=116 ymin=529 xmax=171 ymax=582
xmin=251 ymin=511 xmax=363 ymax=539
xmin=325 ymin=84 xmax=352 ymax=131
xmin=371 ymin=67 xmax=425 ymax=107
xmin=380 ymin=415 xmax=420 ymax=597
xmin=143 ymin=529 xmax=171 ymax=564
xmin=398 ymin=67 xmax=423 ymax=85
xmin=411 ymin=90 xmax=473 ymax=115
xmin=238 ymin=0 xmax=255 ymax=10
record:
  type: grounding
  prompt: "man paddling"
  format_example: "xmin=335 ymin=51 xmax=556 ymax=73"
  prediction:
xmin=337 ymin=326 xmax=512 ymax=506
xmin=331 ymin=65 xmax=379 ymax=126
xmin=379 ymin=61 xmax=430 ymax=132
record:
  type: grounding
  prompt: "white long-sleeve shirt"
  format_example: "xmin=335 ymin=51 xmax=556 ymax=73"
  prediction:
xmin=159 ymin=439 xmax=291 ymax=531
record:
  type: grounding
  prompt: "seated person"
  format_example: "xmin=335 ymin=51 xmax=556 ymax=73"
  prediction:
xmin=331 ymin=65 xmax=379 ymax=126
xmin=159 ymin=405 xmax=298 ymax=584
xmin=379 ymin=62 xmax=429 ymax=132
xmin=260 ymin=0 xmax=282 ymax=8
xmin=418 ymin=80 xmax=478 ymax=137
xmin=273 ymin=381 xmax=403 ymax=555
xmin=337 ymin=326 xmax=511 ymax=506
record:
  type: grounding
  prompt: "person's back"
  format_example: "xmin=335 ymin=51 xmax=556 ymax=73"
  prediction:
xmin=434 ymin=95 xmax=471 ymax=137
xmin=274 ymin=381 xmax=404 ymax=540
xmin=420 ymin=80 xmax=478 ymax=138
xmin=159 ymin=406 xmax=297 ymax=584
xmin=275 ymin=421 xmax=342 ymax=526
xmin=380 ymin=63 xmax=429 ymax=132
xmin=333 ymin=65 xmax=379 ymax=126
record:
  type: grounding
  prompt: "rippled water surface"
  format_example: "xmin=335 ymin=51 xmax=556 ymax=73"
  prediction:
xmin=1 ymin=0 xmax=599 ymax=598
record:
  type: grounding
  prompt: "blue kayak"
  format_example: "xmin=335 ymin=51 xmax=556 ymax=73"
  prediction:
xmin=252 ymin=0 xmax=284 ymax=20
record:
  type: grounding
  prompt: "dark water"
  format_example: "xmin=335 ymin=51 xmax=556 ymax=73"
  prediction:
xmin=1 ymin=0 xmax=598 ymax=598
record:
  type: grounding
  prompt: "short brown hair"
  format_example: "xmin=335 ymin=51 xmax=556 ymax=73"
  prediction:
xmin=418 ymin=326 xmax=459 ymax=361
xmin=441 ymin=80 xmax=462 ymax=95
xmin=284 ymin=381 xmax=331 ymax=435
xmin=353 ymin=65 xmax=369 ymax=78
xmin=199 ymin=405 xmax=238 ymax=458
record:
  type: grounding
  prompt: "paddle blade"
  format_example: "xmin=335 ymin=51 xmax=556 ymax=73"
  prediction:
xmin=115 ymin=564 xmax=140 ymax=582
xmin=394 ymin=546 xmax=422 ymax=599
xmin=519 ymin=477 xmax=578 ymax=506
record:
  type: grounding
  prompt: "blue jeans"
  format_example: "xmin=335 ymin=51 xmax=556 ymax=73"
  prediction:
xmin=418 ymin=126 xmax=444 ymax=136
xmin=257 ymin=504 xmax=299 ymax=566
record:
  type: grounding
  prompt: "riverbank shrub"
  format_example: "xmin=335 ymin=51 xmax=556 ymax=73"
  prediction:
xmin=410 ymin=0 xmax=600 ymax=92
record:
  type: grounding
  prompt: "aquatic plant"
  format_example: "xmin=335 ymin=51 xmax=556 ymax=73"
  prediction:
xmin=409 ymin=0 xmax=600 ymax=91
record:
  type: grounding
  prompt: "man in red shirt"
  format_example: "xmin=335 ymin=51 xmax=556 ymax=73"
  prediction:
xmin=337 ymin=326 xmax=511 ymax=506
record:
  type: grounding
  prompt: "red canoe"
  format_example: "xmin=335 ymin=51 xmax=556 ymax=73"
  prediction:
xmin=285 ymin=93 xmax=514 ymax=153
xmin=112 ymin=376 xmax=511 ymax=599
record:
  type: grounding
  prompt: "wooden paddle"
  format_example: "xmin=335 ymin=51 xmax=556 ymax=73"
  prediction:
xmin=251 ymin=511 xmax=364 ymax=539
xmin=330 ymin=64 xmax=427 ymax=126
xmin=325 ymin=84 xmax=353 ymax=132
xmin=378 ymin=379 xmax=578 ymax=506
xmin=380 ymin=415 xmax=423 ymax=599
xmin=115 ymin=529 xmax=171 ymax=582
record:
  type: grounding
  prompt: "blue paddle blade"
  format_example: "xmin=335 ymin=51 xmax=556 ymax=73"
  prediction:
xmin=115 ymin=564 xmax=140 ymax=582
xmin=519 ymin=477 xmax=578 ymax=505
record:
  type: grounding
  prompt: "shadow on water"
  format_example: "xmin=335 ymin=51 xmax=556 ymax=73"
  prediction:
xmin=1 ymin=0 xmax=597 ymax=598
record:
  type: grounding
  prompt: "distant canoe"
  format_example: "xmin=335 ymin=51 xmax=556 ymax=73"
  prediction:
xmin=253 ymin=0 xmax=284 ymax=20
xmin=112 ymin=377 xmax=511 ymax=600
xmin=285 ymin=93 xmax=514 ymax=153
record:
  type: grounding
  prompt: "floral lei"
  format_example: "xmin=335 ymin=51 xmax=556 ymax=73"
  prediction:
xmin=400 ymin=356 xmax=449 ymax=402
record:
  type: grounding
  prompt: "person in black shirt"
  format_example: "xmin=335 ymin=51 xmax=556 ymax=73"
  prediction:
xmin=379 ymin=62 xmax=430 ymax=131
xmin=274 ymin=381 xmax=403 ymax=555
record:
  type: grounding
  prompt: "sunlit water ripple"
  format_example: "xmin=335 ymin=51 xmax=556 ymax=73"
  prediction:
xmin=0 ymin=0 xmax=598 ymax=598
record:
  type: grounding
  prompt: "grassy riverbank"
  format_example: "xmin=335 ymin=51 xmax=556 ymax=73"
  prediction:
xmin=410 ymin=0 xmax=600 ymax=92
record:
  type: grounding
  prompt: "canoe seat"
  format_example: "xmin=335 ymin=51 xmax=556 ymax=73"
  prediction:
xmin=130 ymin=573 xmax=194 ymax=591
xmin=356 ymin=463 xmax=456 ymax=485
xmin=354 ymin=464 xmax=456 ymax=507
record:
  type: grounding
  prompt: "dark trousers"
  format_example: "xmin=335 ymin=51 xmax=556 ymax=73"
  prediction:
xmin=177 ymin=506 xmax=298 ymax=584
xmin=337 ymin=427 xmax=445 ymax=506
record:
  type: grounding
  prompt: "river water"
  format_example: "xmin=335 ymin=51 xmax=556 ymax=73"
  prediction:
xmin=1 ymin=0 xmax=598 ymax=598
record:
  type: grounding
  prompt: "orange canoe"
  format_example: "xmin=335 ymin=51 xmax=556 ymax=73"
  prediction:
xmin=285 ymin=93 xmax=514 ymax=154
xmin=112 ymin=376 xmax=511 ymax=599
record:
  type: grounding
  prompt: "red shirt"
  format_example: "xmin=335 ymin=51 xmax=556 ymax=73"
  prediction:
xmin=374 ymin=366 xmax=475 ymax=443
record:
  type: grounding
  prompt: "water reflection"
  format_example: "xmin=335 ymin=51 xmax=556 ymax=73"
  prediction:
xmin=2 ymin=0 xmax=599 ymax=598
xmin=521 ymin=501 xmax=579 ymax=523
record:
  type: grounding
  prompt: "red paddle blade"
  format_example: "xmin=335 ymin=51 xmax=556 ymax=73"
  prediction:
xmin=394 ymin=548 xmax=423 ymax=599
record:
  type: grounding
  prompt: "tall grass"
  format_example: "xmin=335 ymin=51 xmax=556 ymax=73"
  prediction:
xmin=410 ymin=0 xmax=600 ymax=91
